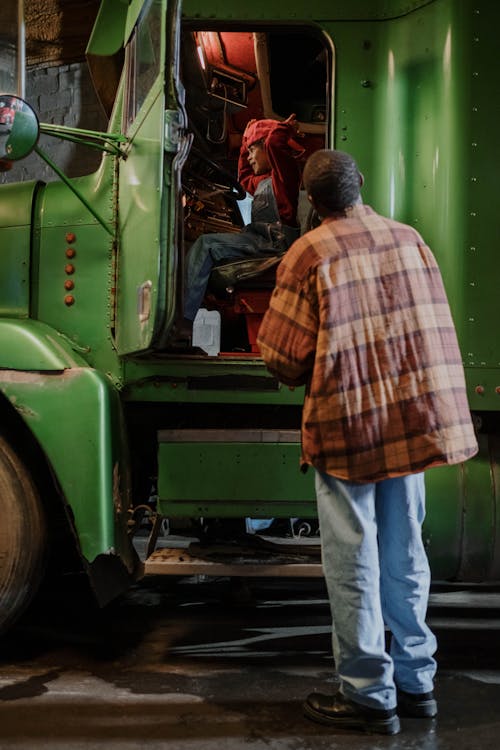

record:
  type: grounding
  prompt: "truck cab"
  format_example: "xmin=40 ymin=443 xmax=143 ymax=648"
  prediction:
xmin=0 ymin=0 xmax=498 ymax=634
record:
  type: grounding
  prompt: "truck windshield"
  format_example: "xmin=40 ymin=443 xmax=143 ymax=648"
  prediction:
xmin=124 ymin=0 xmax=163 ymax=131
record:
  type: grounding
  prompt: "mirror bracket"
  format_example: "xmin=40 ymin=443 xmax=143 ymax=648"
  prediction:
xmin=39 ymin=123 xmax=127 ymax=156
xmin=34 ymin=145 xmax=113 ymax=236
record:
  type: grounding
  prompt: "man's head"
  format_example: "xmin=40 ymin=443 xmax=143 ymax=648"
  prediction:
xmin=247 ymin=139 xmax=271 ymax=175
xmin=303 ymin=149 xmax=363 ymax=216
xmin=243 ymin=119 xmax=277 ymax=175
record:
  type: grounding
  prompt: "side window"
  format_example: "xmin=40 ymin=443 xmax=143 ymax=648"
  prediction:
xmin=268 ymin=31 xmax=328 ymax=125
xmin=124 ymin=0 xmax=163 ymax=132
xmin=253 ymin=29 xmax=330 ymax=136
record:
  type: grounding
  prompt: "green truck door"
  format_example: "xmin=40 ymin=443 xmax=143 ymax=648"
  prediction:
xmin=115 ymin=0 xmax=183 ymax=355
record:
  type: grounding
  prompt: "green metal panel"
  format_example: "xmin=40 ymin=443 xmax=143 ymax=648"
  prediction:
xmin=125 ymin=0 xmax=154 ymax=43
xmin=464 ymin=367 xmax=500 ymax=412
xmin=86 ymin=0 xmax=129 ymax=56
xmin=458 ymin=3 xmax=500 ymax=377
xmin=424 ymin=433 xmax=500 ymax=582
xmin=122 ymin=357 xmax=304 ymax=405
xmin=369 ymin=0 xmax=457 ymax=345
xmin=336 ymin=1 xmax=465 ymax=304
xmin=374 ymin=0 xmax=470 ymax=350
xmin=0 ymin=181 xmax=39 ymax=317
xmin=32 ymin=158 xmax=115 ymax=236
xmin=182 ymin=0 xmax=435 ymax=21
xmin=115 ymin=80 xmax=166 ymax=354
xmin=0 ymin=227 xmax=30 ymax=316
xmin=0 ymin=319 xmax=86 ymax=370
xmin=323 ymin=0 xmax=500 ymax=405
xmin=0 ymin=180 xmax=39 ymax=227
xmin=0 ymin=366 xmax=135 ymax=570
xmin=158 ymin=432 xmax=315 ymax=518
xmin=32 ymin=162 xmax=120 ymax=374
xmin=455 ymin=435 xmax=495 ymax=580
xmin=157 ymin=430 xmax=500 ymax=584
xmin=324 ymin=19 xmax=378 ymax=187
xmin=423 ymin=464 xmax=463 ymax=580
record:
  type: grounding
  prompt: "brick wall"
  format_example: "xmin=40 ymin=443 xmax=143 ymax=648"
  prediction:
xmin=1 ymin=60 xmax=108 ymax=184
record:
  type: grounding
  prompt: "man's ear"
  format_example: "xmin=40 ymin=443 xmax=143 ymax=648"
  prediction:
xmin=359 ymin=172 xmax=364 ymax=188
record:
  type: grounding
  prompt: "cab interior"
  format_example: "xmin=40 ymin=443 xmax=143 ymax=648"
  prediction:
xmin=178 ymin=25 xmax=331 ymax=355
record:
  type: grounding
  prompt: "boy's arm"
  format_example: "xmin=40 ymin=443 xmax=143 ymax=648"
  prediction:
xmin=265 ymin=120 xmax=302 ymax=226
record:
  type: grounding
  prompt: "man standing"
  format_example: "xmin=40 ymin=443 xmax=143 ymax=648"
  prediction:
xmin=257 ymin=149 xmax=478 ymax=735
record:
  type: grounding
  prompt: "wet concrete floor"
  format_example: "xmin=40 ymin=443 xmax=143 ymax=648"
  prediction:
xmin=1 ymin=575 xmax=500 ymax=749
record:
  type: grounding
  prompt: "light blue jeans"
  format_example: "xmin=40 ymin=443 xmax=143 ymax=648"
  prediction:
xmin=315 ymin=470 xmax=437 ymax=711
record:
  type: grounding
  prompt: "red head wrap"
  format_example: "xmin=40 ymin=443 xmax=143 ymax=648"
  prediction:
xmin=242 ymin=118 xmax=305 ymax=158
xmin=242 ymin=119 xmax=278 ymax=147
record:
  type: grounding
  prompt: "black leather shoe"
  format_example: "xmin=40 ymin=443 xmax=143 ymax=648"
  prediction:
xmin=303 ymin=691 xmax=400 ymax=735
xmin=397 ymin=689 xmax=437 ymax=718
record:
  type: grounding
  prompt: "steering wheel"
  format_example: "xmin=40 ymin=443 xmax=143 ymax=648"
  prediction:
xmin=185 ymin=146 xmax=246 ymax=201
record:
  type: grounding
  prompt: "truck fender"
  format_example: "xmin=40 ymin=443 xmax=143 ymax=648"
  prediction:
xmin=0 ymin=320 xmax=140 ymax=605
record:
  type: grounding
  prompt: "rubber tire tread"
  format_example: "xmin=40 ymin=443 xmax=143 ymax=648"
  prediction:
xmin=0 ymin=435 xmax=47 ymax=634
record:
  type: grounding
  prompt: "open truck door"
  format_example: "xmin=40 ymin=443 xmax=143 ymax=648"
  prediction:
xmin=114 ymin=0 xmax=187 ymax=355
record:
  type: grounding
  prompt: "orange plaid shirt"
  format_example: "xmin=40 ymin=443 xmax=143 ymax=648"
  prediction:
xmin=257 ymin=205 xmax=478 ymax=482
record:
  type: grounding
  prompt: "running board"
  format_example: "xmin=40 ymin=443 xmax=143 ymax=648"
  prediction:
xmin=144 ymin=543 xmax=324 ymax=578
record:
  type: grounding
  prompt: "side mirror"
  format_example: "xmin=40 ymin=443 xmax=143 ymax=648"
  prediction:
xmin=0 ymin=94 xmax=39 ymax=161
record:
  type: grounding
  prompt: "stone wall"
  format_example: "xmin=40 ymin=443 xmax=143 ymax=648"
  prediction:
xmin=1 ymin=59 xmax=108 ymax=184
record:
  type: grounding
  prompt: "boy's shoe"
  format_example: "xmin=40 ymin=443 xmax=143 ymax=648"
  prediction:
xmin=303 ymin=691 xmax=400 ymax=735
xmin=397 ymin=689 xmax=437 ymax=718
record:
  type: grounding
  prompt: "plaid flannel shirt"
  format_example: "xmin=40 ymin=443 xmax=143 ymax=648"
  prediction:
xmin=257 ymin=204 xmax=478 ymax=482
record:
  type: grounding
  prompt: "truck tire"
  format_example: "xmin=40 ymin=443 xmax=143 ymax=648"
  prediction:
xmin=0 ymin=435 xmax=47 ymax=634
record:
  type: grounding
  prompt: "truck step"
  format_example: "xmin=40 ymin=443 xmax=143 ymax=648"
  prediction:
xmin=144 ymin=540 xmax=323 ymax=577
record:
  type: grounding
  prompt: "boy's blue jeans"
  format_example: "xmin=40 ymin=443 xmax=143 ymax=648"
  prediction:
xmin=184 ymin=231 xmax=278 ymax=322
xmin=315 ymin=470 xmax=437 ymax=711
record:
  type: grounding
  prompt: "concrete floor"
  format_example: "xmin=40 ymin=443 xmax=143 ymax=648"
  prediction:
xmin=1 ymin=576 xmax=500 ymax=749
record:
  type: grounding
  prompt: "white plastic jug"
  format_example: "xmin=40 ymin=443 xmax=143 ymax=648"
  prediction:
xmin=192 ymin=308 xmax=221 ymax=356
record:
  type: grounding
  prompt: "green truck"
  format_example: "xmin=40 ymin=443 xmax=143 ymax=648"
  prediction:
xmin=0 ymin=0 xmax=498 ymax=633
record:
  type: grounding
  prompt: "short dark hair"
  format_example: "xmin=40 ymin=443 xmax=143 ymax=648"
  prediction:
xmin=303 ymin=149 xmax=361 ymax=212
